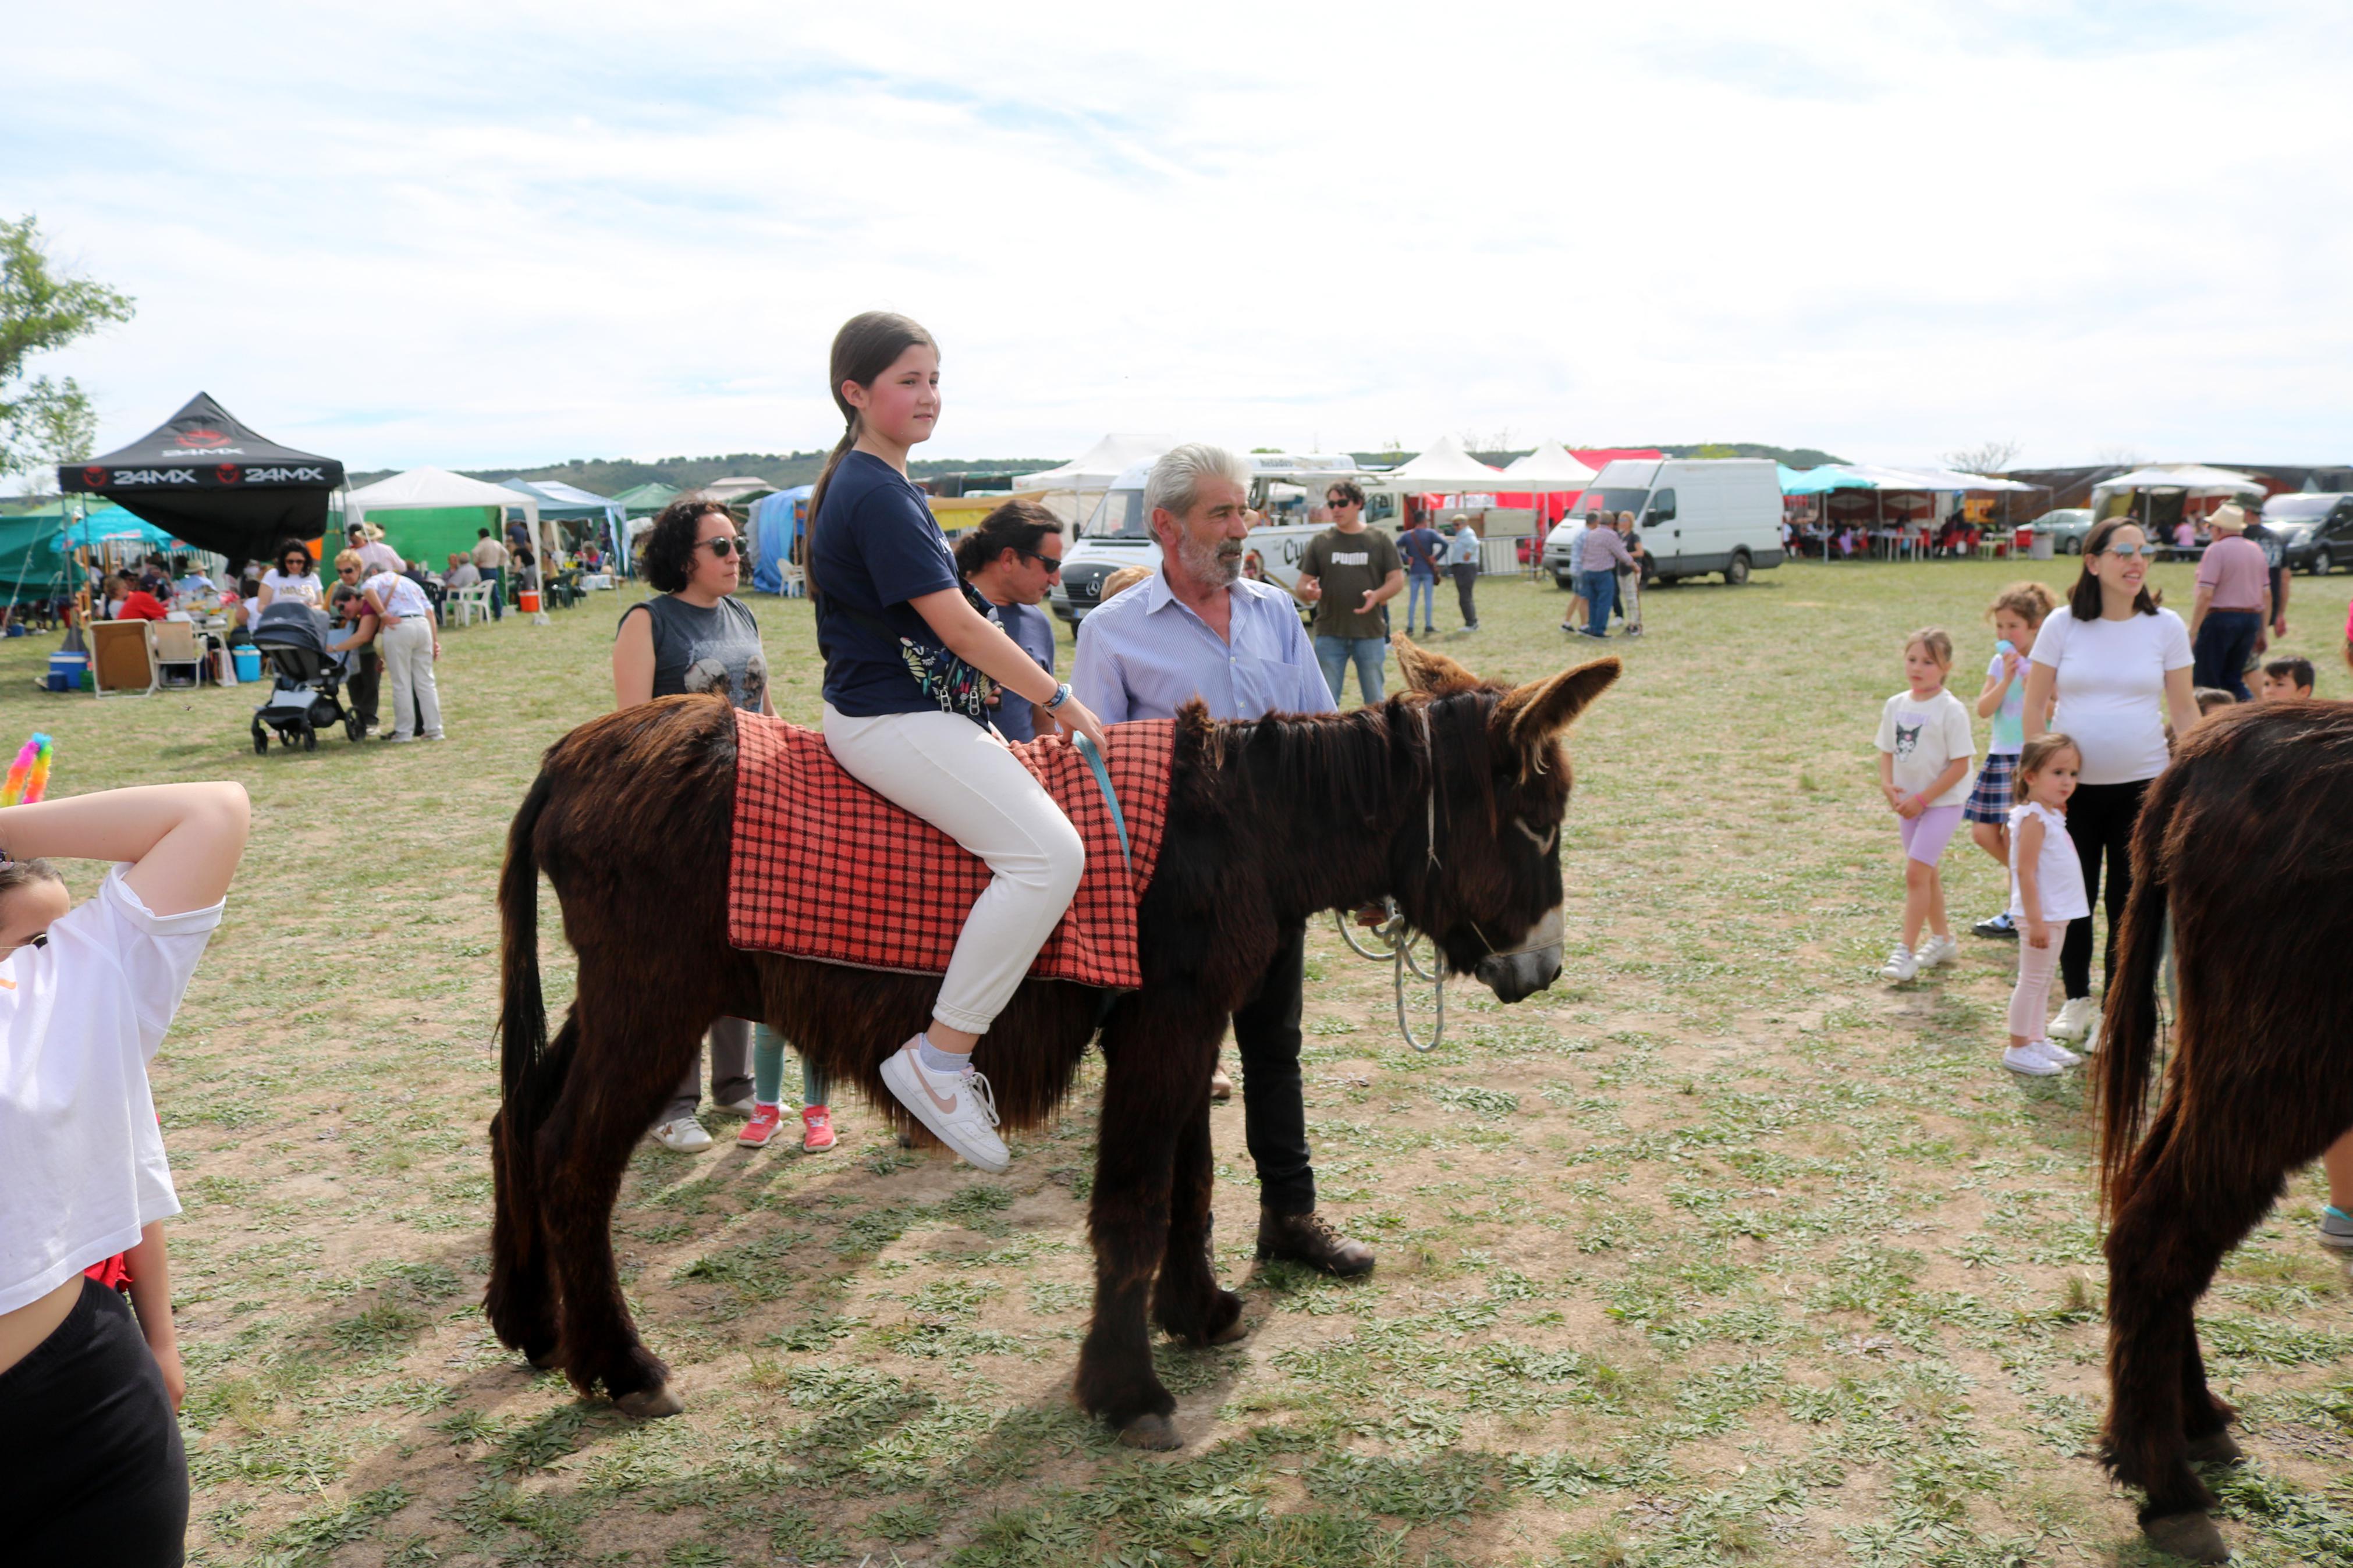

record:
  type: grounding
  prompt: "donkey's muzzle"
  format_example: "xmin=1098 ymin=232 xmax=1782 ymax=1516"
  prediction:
xmin=1472 ymin=907 xmax=1563 ymax=1003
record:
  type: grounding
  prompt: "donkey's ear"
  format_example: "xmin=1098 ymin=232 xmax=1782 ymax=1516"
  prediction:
xmin=1393 ymin=635 xmax=1482 ymax=695
xmin=1497 ymin=657 xmax=1621 ymax=751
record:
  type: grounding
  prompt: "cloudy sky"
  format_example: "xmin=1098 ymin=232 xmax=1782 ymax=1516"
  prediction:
xmin=10 ymin=1 xmax=2349 ymax=474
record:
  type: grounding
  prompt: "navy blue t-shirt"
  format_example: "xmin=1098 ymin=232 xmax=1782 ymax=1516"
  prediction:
xmin=985 ymin=600 xmax=1057 ymax=742
xmin=812 ymin=451 xmax=963 ymax=717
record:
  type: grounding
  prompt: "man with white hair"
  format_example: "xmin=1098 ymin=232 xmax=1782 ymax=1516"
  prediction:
xmin=1071 ymin=443 xmax=1375 ymax=1277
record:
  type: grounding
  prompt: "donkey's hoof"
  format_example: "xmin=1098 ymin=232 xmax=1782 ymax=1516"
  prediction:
xmin=526 ymin=1344 xmax=563 ymax=1370
xmin=2144 ymin=1511 xmax=2228 ymax=1563
xmin=1117 ymin=1412 xmax=1183 ymax=1450
xmin=1208 ymin=1313 xmax=1250 ymax=1346
xmin=615 ymin=1384 xmax=684 ymax=1420
xmin=2185 ymin=1430 xmax=2245 ymax=1466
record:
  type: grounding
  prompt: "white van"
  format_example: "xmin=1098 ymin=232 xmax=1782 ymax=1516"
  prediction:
xmin=1542 ymin=458 xmax=1785 ymax=586
xmin=1049 ymin=454 xmax=1378 ymax=625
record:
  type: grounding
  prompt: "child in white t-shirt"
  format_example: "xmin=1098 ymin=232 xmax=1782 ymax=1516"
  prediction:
xmin=0 ymin=782 xmax=249 ymax=1562
xmin=1875 ymin=628 xmax=1975 ymax=982
xmin=2003 ymin=735 xmax=2091 ymax=1075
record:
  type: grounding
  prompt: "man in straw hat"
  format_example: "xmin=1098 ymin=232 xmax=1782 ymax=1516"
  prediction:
xmin=2188 ymin=502 xmax=2271 ymax=701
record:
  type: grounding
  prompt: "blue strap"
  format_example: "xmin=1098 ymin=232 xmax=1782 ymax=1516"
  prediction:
xmin=1075 ymin=733 xmax=1131 ymax=874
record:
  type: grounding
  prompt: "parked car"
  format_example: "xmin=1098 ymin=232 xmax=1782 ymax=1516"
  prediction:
xmin=2259 ymin=493 xmax=2353 ymax=575
xmin=1540 ymin=458 xmax=1784 ymax=588
xmin=2029 ymin=507 xmax=2095 ymax=554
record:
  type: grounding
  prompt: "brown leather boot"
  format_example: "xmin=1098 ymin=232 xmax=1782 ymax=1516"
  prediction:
xmin=1256 ymin=1207 xmax=1375 ymax=1277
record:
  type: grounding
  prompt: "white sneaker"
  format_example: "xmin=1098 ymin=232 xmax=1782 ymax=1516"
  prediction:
xmin=1880 ymin=945 xmax=1919 ymax=982
xmin=881 ymin=1039 xmax=1009 ymax=1173
xmin=2003 ymin=1044 xmax=2063 ymax=1076
xmin=2031 ymin=1037 xmax=2082 ymax=1068
xmin=651 ymin=1115 xmax=712 ymax=1152
xmin=2049 ymin=995 xmax=2098 ymax=1042
xmin=711 ymin=1096 xmax=758 ymax=1119
xmin=1918 ymin=933 xmax=1960 ymax=968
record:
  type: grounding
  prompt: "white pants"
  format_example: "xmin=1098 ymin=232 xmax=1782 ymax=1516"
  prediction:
xmin=379 ymin=618 xmax=442 ymax=739
xmin=822 ymin=704 xmax=1084 ymax=1034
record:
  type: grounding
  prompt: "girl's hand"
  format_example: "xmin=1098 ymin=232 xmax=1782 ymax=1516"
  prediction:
xmin=1055 ymin=693 xmax=1111 ymax=757
xmin=150 ymin=1338 xmax=186 ymax=1411
xmin=1898 ymin=793 xmax=1926 ymax=819
xmin=2027 ymin=919 xmax=2050 ymax=950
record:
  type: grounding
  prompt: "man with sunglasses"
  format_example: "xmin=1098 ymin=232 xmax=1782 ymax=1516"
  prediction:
xmin=1297 ymin=479 xmax=1404 ymax=707
xmin=954 ymin=501 xmax=1066 ymax=743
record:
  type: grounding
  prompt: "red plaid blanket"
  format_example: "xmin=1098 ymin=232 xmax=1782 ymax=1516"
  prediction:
xmin=727 ymin=713 xmax=1175 ymax=989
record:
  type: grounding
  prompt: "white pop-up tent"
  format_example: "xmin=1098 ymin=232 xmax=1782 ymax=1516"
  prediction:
xmin=2090 ymin=464 xmax=2266 ymax=504
xmin=1382 ymin=434 xmax=1507 ymax=490
xmin=1016 ymin=434 xmax=1174 ymax=525
xmin=346 ymin=466 xmax=558 ymax=560
xmin=1500 ymin=441 xmax=1600 ymax=490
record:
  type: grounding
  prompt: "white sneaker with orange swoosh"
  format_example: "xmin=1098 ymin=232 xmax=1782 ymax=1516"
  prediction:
xmin=881 ymin=1038 xmax=1009 ymax=1173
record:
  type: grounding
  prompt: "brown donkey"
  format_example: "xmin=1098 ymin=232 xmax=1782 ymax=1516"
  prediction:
xmin=2096 ymin=700 xmax=2353 ymax=1563
xmin=488 ymin=642 xmax=1617 ymax=1446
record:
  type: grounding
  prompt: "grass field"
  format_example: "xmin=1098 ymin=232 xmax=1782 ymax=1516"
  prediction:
xmin=16 ymin=559 xmax=2353 ymax=1567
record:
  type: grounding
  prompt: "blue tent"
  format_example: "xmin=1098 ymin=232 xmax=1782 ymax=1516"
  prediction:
xmin=502 ymin=479 xmax=629 ymax=572
xmin=1778 ymin=463 xmax=1873 ymax=495
xmin=750 ymin=486 xmax=812 ymax=595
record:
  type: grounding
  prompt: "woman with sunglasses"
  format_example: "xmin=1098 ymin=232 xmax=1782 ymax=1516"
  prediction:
xmin=613 ymin=496 xmax=836 ymax=1154
xmin=254 ymin=539 xmax=324 ymax=614
xmin=2021 ymin=518 xmax=2199 ymax=1043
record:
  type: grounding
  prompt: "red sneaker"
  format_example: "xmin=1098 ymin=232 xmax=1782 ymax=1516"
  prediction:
xmin=801 ymin=1105 xmax=836 ymax=1153
xmin=737 ymin=1104 xmax=785 ymax=1149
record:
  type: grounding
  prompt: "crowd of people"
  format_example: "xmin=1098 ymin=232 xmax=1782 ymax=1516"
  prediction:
xmin=1871 ymin=515 xmax=2353 ymax=1249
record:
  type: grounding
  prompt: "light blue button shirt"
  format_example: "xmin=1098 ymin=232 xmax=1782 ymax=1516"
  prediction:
xmin=1072 ymin=570 xmax=1337 ymax=723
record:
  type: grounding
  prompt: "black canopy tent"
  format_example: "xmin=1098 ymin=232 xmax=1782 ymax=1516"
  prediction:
xmin=57 ymin=393 xmax=344 ymax=563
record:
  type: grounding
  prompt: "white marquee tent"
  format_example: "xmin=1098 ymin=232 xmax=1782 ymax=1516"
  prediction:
xmin=1016 ymin=434 xmax=1174 ymax=525
xmin=2090 ymin=464 xmax=2266 ymax=505
xmin=1382 ymin=435 xmax=1507 ymax=490
xmin=1499 ymin=442 xmax=1599 ymax=490
xmin=347 ymin=467 xmax=559 ymax=557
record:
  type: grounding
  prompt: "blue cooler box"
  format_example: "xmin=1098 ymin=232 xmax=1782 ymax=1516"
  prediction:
xmin=47 ymin=651 xmax=86 ymax=692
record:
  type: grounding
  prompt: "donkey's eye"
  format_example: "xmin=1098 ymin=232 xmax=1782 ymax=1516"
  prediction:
xmin=1512 ymin=818 xmax=1558 ymax=856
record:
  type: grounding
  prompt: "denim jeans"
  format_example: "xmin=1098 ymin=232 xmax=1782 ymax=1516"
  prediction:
xmin=1405 ymin=570 xmax=1436 ymax=632
xmin=1578 ymin=568 xmax=1617 ymax=636
xmin=2191 ymin=609 xmax=2260 ymax=700
xmin=1315 ymin=634 xmax=1386 ymax=706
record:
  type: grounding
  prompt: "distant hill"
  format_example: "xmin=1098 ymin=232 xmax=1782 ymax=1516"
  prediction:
xmin=343 ymin=453 xmax=1067 ymax=495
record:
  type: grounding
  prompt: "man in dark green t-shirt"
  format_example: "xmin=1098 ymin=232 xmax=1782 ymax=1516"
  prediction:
xmin=1297 ymin=480 xmax=1404 ymax=706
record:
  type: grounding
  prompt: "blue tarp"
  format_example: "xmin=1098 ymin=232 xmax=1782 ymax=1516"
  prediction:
xmin=750 ymin=486 xmax=812 ymax=595
xmin=1778 ymin=464 xmax=1873 ymax=495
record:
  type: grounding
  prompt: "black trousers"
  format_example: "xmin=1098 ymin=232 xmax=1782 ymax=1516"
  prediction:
xmin=1451 ymin=564 xmax=1479 ymax=629
xmin=0 ymin=1278 xmax=186 ymax=1566
xmin=346 ymin=651 xmax=380 ymax=731
xmin=1233 ymin=919 xmax=1314 ymax=1214
xmin=2061 ymin=777 xmax=2150 ymax=1001
xmin=2191 ymin=609 xmax=2260 ymax=700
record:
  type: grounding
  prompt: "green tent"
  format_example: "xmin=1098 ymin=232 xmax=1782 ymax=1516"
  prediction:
xmin=367 ymin=506 xmax=506 ymax=572
xmin=0 ymin=502 xmax=176 ymax=604
xmin=612 ymin=483 xmax=677 ymax=518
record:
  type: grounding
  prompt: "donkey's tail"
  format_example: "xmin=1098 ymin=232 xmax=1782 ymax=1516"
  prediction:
xmin=499 ymin=769 xmax=556 ymax=1108
xmin=2095 ymin=770 xmax=2176 ymax=1213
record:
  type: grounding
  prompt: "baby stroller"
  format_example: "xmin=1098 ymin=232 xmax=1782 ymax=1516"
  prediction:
xmin=248 ymin=602 xmax=360 ymax=753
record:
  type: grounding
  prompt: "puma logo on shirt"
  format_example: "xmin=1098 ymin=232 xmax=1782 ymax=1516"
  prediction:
xmin=1328 ymin=552 xmax=1371 ymax=566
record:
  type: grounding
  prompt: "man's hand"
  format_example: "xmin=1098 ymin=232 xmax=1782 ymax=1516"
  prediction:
xmin=1357 ymin=589 xmax=1381 ymax=614
xmin=1297 ymin=576 xmax=1323 ymax=603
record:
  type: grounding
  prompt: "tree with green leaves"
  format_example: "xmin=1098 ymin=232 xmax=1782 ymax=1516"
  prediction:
xmin=1 ymin=216 xmax=135 ymax=483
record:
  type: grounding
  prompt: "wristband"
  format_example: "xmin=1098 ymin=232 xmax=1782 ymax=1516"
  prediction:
xmin=1045 ymin=682 xmax=1072 ymax=711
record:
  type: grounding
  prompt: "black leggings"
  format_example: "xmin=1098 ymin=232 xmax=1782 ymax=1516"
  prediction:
xmin=2060 ymin=776 xmax=2150 ymax=1001
xmin=0 ymin=1278 xmax=186 ymax=1565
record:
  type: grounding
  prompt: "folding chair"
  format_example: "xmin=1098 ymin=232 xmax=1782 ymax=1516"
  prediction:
xmin=152 ymin=619 xmax=205 ymax=688
xmin=91 ymin=620 xmax=158 ymax=699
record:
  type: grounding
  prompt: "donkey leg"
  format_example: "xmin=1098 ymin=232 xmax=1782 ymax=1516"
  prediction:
xmin=543 ymin=1002 xmax=708 ymax=1417
xmin=1076 ymin=1018 xmax=1215 ymax=1448
xmin=1154 ymin=1085 xmax=1243 ymax=1347
xmin=2104 ymin=1105 xmax=2281 ymax=1563
xmin=486 ymin=1012 xmax=577 ymax=1367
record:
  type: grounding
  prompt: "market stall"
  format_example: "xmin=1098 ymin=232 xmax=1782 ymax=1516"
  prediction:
xmin=1015 ymin=433 xmax=1173 ymax=528
xmin=56 ymin=392 xmax=344 ymax=563
xmin=503 ymin=478 xmax=628 ymax=570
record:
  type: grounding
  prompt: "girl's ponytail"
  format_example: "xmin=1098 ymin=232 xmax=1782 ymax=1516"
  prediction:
xmin=804 ymin=311 xmax=938 ymax=599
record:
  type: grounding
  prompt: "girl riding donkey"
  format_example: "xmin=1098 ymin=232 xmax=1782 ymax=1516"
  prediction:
xmin=807 ymin=312 xmax=1110 ymax=1171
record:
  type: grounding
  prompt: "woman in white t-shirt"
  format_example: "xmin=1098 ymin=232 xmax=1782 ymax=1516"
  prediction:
xmin=2021 ymin=519 xmax=2199 ymax=1042
xmin=0 ymin=781 xmax=249 ymax=1563
xmin=255 ymin=538 xmax=325 ymax=614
